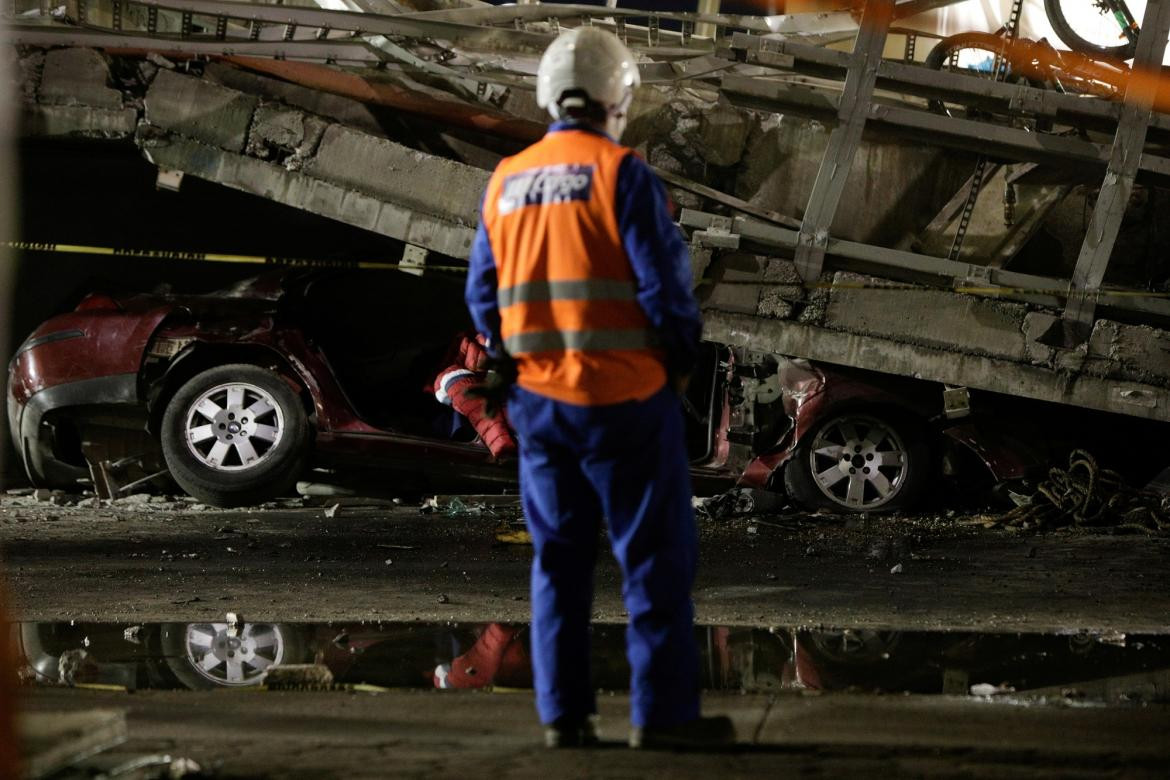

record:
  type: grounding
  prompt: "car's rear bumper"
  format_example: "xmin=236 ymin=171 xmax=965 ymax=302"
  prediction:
xmin=10 ymin=373 xmax=139 ymax=486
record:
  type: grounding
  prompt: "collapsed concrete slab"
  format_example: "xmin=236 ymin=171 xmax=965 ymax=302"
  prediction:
xmin=303 ymin=124 xmax=488 ymax=228
xmin=21 ymin=104 xmax=137 ymax=138
xmin=13 ymin=46 xmax=1170 ymax=424
xmin=37 ymin=48 xmax=122 ymax=110
xmin=823 ymin=272 xmax=1031 ymax=363
xmin=144 ymin=69 xmax=258 ymax=153
xmin=702 ymin=309 xmax=1170 ymax=423
xmin=141 ymin=136 xmax=477 ymax=258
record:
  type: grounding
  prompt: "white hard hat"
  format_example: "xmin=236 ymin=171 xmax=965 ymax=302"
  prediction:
xmin=536 ymin=27 xmax=641 ymax=122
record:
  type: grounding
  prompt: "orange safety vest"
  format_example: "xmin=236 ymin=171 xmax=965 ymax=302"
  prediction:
xmin=481 ymin=128 xmax=666 ymax=406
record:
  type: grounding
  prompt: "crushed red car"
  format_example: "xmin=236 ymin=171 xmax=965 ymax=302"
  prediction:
xmin=8 ymin=269 xmax=1047 ymax=511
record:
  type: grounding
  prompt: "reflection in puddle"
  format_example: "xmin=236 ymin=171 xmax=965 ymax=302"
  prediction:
xmin=12 ymin=621 xmax=1170 ymax=703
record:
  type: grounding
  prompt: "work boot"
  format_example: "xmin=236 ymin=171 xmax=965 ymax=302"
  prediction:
xmin=543 ymin=715 xmax=600 ymax=748
xmin=628 ymin=715 xmax=736 ymax=750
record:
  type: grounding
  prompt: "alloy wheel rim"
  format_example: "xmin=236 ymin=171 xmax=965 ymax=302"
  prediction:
xmin=183 ymin=622 xmax=285 ymax=686
xmin=808 ymin=414 xmax=907 ymax=510
xmin=184 ymin=382 xmax=284 ymax=472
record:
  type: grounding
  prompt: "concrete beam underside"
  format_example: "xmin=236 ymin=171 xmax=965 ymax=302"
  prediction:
xmin=703 ymin=310 xmax=1170 ymax=422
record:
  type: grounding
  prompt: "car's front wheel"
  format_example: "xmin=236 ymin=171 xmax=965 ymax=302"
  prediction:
xmin=160 ymin=364 xmax=309 ymax=507
xmin=784 ymin=410 xmax=930 ymax=513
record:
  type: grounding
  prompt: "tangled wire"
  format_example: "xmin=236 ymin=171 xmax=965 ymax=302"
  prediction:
xmin=1001 ymin=450 xmax=1170 ymax=534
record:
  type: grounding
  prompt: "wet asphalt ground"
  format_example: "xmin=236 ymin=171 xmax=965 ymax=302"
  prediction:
xmin=5 ymin=491 xmax=1170 ymax=777
xmin=0 ymin=493 xmax=1167 ymax=632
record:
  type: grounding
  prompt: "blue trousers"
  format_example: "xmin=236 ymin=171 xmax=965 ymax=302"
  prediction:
xmin=508 ymin=384 xmax=700 ymax=728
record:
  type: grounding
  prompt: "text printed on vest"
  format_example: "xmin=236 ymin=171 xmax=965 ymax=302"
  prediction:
xmin=497 ymin=164 xmax=594 ymax=216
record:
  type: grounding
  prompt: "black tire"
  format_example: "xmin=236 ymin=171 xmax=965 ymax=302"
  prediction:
xmin=784 ymin=409 xmax=931 ymax=513
xmin=160 ymin=364 xmax=309 ymax=507
xmin=1043 ymin=0 xmax=1138 ymax=60
xmin=159 ymin=621 xmax=310 ymax=690
xmin=923 ymin=32 xmax=1050 ymax=123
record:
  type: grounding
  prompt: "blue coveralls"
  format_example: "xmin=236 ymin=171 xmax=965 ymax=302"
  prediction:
xmin=465 ymin=121 xmax=704 ymax=728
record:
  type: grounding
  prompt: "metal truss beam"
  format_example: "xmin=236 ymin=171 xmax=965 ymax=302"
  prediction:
xmin=719 ymin=73 xmax=1170 ymax=180
xmin=729 ymin=32 xmax=1170 ymax=134
xmin=793 ymin=0 xmax=893 ymax=283
xmin=681 ymin=209 xmax=1170 ymax=321
xmin=1062 ymin=0 xmax=1170 ymax=334
xmin=8 ymin=23 xmax=384 ymax=61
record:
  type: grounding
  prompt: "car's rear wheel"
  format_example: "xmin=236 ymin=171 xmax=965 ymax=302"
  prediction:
xmin=160 ymin=364 xmax=309 ymax=507
xmin=784 ymin=410 xmax=930 ymax=513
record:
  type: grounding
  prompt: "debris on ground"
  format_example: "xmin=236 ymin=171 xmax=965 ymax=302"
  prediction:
xmin=102 ymin=754 xmax=204 ymax=779
xmin=495 ymin=524 xmax=533 ymax=546
xmin=970 ymin=682 xmax=1015 ymax=696
xmin=297 ymin=480 xmax=357 ymax=497
xmin=421 ymin=495 xmax=521 ymax=516
xmin=998 ymin=450 xmax=1170 ymax=533
xmin=264 ymin=664 xmax=335 ymax=691
xmin=57 ymin=649 xmax=98 ymax=686
xmin=324 ymin=503 xmax=340 ymax=519
xmin=694 ymin=488 xmax=789 ymax=520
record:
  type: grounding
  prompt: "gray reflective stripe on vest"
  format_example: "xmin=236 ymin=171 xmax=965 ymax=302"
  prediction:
xmin=504 ymin=328 xmax=657 ymax=354
xmin=497 ymin=279 xmax=638 ymax=308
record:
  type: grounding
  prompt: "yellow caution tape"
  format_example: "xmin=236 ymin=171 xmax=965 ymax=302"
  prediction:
xmin=6 ymin=240 xmax=1166 ymax=299
xmin=1 ymin=240 xmax=470 ymax=273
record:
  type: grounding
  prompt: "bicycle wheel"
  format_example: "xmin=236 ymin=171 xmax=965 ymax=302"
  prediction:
xmin=923 ymin=32 xmax=1018 ymax=116
xmin=1043 ymin=0 xmax=1139 ymax=60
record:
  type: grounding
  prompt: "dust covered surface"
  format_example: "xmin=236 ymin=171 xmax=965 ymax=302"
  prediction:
xmin=19 ymin=687 xmax=1170 ymax=779
xmin=1 ymin=494 xmax=1168 ymax=633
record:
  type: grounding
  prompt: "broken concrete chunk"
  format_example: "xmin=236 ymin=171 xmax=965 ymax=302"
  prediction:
xmin=763 ymin=258 xmax=802 ymax=285
xmin=825 ymin=272 xmax=1030 ymax=362
xmin=264 ymin=664 xmax=334 ymax=690
xmin=249 ymin=103 xmax=307 ymax=155
xmin=144 ymin=69 xmax=257 ymax=152
xmin=22 ymin=104 xmax=138 ymax=139
xmin=38 ymin=48 xmax=122 ymax=110
xmin=700 ymin=282 xmax=760 ymax=315
xmin=1088 ymin=320 xmax=1170 ymax=383
xmin=17 ymin=51 xmax=44 ymax=102
xmin=304 ymin=124 xmax=489 ymax=227
xmin=757 ymin=290 xmax=795 ymax=319
xmin=1022 ymin=311 xmax=1059 ymax=366
xmin=697 ymin=101 xmax=750 ymax=167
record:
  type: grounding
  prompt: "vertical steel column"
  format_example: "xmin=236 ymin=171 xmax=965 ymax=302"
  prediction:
xmin=1062 ymin=0 xmax=1170 ymax=332
xmin=695 ymin=0 xmax=721 ymax=40
xmin=793 ymin=0 xmax=893 ymax=283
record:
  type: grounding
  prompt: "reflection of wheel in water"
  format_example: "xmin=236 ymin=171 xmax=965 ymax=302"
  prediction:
xmin=1044 ymin=0 xmax=1139 ymax=60
xmin=803 ymin=629 xmax=902 ymax=665
xmin=160 ymin=622 xmax=308 ymax=689
xmin=784 ymin=410 xmax=931 ymax=513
